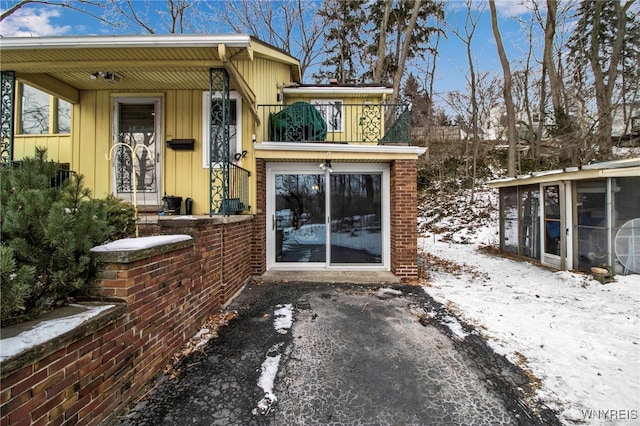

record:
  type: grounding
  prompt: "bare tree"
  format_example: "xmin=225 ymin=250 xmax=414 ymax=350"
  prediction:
xmin=0 ymin=0 xmax=109 ymax=25
xmin=569 ymin=0 xmax=637 ymax=159
xmin=449 ymin=0 xmax=484 ymax=200
xmin=214 ymin=0 xmax=328 ymax=80
xmin=489 ymin=0 xmax=518 ymax=177
xmin=373 ymin=0 xmax=393 ymax=84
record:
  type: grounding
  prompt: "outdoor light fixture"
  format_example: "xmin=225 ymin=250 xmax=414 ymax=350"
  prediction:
xmin=319 ymin=160 xmax=332 ymax=173
xmin=90 ymin=71 xmax=122 ymax=84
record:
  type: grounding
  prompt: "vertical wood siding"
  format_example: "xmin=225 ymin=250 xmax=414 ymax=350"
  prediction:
xmin=12 ymin=135 xmax=72 ymax=164
xmin=62 ymin=58 xmax=294 ymax=213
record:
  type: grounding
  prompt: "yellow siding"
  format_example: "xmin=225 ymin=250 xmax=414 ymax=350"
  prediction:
xmin=12 ymin=135 xmax=72 ymax=164
xmin=234 ymin=57 xmax=294 ymax=213
xmin=64 ymin=59 xmax=293 ymax=215
xmin=164 ymin=89 xmax=210 ymax=214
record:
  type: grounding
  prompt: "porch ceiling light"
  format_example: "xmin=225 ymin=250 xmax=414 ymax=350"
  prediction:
xmin=319 ymin=160 xmax=332 ymax=173
xmin=90 ymin=71 xmax=122 ymax=84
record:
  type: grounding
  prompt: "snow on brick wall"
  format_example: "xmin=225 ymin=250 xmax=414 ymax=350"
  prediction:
xmin=0 ymin=216 xmax=255 ymax=426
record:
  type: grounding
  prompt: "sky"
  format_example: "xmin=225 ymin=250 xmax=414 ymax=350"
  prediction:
xmin=0 ymin=0 xmax=564 ymax=115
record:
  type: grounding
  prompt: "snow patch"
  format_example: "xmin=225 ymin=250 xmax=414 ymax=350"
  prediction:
xmin=441 ymin=314 xmax=471 ymax=341
xmin=0 ymin=304 xmax=115 ymax=361
xmin=375 ymin=288 xmax=403 ymax=299
xmin=253 ymin=343 xmax=284 ymax=415
xmin=90 ymin=235 xmax=192 ymax=252
xmin=273 ymin=304 xmax=293 ymax=334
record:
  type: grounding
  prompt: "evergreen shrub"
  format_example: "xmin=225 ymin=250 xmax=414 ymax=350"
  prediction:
xmin=0 ymin=148 xmax=136 ymax=326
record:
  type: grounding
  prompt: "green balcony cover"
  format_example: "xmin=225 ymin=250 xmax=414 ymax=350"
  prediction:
xmin=268 ymin=102 xmax=327 ymax=142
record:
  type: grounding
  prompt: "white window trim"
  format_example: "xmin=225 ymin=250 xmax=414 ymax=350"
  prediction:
xmin=202 ymin=91 xmax=242 ymax=168
xmin=266 ymin=162 xmax=390 ymax=271
xmin=311 ymin=99 xmax=343 ymax=133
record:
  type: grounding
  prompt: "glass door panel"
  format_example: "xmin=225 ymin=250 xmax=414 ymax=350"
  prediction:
xmin=275 ymin=174 xmax=326 ymax=263
xmin=330 ymin=174 xmax=382 ymax=264
xmin=543 ymin=184 xmax=561 ymax=256
xmin=113 ymin=99 xmax=161 ymax=205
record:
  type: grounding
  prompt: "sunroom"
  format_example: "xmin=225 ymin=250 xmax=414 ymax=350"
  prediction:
xmin=489 ymin=158 xmax=640 ymax=276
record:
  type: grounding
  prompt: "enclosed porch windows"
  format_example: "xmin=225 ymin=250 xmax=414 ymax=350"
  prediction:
xmin=19 ymin=84 xmax=71 ymax=135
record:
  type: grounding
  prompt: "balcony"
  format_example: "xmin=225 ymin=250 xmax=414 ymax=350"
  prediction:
xmin=258 ymin=102 xmax=411 ymax=145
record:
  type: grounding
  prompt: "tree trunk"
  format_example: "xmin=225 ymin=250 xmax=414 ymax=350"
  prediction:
xmin=544 ymin=0 xmax=565 ymax=127
xmin=373 ymin=0 xmax=392 ymax=84
xmin=390 ymin=0 xmax=423 ymax=104
xmin=589 ymin=1 xmax=630 ymax=156
xmin=489 ymin=0 xmax=518 ymax=177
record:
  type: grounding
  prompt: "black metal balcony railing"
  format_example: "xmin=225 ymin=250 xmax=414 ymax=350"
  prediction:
xmin=258 ymin=102 xmax=411 ymax=145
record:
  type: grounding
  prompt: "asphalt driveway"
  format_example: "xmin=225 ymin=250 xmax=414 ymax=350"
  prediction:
xmin=114 ymin=281 xmax=559 ymax=426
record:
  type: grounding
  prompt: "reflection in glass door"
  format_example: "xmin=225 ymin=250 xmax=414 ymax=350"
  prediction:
xmin=543 ymin=185 xmax=561 ymax=256
xmin=113 ymin=98 xmax=161 ymax=205
xmin=330 ymin=174 xmax=382 ymax=264
xmin=275 ymin=174 xmax=326 ymax=263
xmin=271 ymin=167 xmax=385 ymax=268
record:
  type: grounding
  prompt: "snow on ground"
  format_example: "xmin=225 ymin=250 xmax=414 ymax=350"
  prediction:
xmin=273 ymin=304 xmax=293 ymax=334
xmin=253 ymin=304 xmax=294 ymax=415
xmin=420 ymin=232 xmax=640 ymax=425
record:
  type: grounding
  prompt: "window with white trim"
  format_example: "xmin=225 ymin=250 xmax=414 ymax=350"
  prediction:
xmin=312 ymin=99 xmax=343 ymax=132
xmin=202 ymin=91 xmax=242 ymax=168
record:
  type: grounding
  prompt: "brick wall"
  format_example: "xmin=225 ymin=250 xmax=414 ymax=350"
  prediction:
xmin=0 ymin=216 xmax=254 ymax=426
xmin=252 ymin=159 xmax=267 ymax=275
xmin=390 ymin=160 xmax=419 ymax=282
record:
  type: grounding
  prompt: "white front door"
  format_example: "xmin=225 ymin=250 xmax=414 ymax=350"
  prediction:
xmin=266 ymin=163 xmax=390 ymax=270
xmin=112 ymin=97 xmax=162 ymax=206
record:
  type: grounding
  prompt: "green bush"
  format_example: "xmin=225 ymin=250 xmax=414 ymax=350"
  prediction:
xmin=0 ymin=148 xmax=136 ymax=326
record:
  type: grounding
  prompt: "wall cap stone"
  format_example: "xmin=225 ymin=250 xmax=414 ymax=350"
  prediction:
xmin=91 ymin=235 xmax=194 ymax=263
xmin=0 ymin=303 xmax=127 ymax=379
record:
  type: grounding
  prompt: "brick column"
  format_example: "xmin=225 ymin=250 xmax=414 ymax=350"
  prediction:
xmin=390 ymin=159 xmax=418 ymax=282
xmin=252 ymin=159 xmax=267 ymax=274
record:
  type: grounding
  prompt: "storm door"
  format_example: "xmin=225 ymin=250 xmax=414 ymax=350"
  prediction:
xmin=542 ymin=182 xmax=570 ymax=269
xmin=112 ymin=98 xmax=161 ymax=206
xmin=267 ymin=163 xmax=388 ymax=270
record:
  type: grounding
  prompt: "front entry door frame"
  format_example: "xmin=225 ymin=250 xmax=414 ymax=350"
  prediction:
xmin=111 ymin=96 xmax=162 ymax=206
xmin=266 ymin=162 xmax=390 ymax=271
xmin=541 ymin=181 xmax=572 ymax=270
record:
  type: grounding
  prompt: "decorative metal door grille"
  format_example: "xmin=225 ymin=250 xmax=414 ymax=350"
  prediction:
xmin=1 ymin=71 xmax=15 ymax=165
xmin=360 ymin=104 xmax=380 ymax=143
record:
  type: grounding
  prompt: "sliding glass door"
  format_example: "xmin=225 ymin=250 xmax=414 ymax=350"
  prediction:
xmin=275 ymin=173 xmax=326 ymax=263
xmin=329 ymin=174 xmax=382 ymax=264
xmin=267 ymin=163 xmax=388 ymax=269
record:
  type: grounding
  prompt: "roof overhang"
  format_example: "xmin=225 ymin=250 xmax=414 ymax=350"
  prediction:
xmin=488 ymin=157 xmax=640 ymax=188
xmin=283 ymin=86 xmax=394 ymax=97
xmin=254 ymin=142 xmax=426 ymax=162
xmin=0 ymin=34 xmax=253 ymax=50
xmin=0 ymin=34 xmax=301 ymax=103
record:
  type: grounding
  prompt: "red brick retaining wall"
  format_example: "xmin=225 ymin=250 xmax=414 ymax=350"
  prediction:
xmin=0 ymin=216 xmax=254 ymax=426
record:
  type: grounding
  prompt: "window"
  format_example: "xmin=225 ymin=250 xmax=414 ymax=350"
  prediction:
xmin=56 ymin=98 xmax=71 ymax=133
xmin=19 ymin=84 xmax=71 ymax=135
xmin=202 ymin=91 xmax=242 ymax=168
xmin=312 ymin=99 xmax=343 ymax=132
